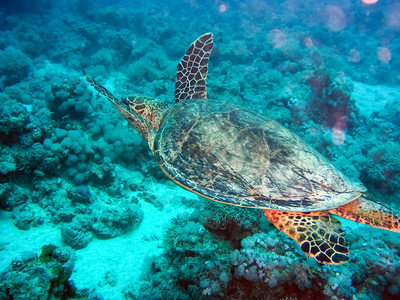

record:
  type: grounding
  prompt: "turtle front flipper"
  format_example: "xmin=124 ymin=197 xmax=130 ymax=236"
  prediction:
xmin=329 ymin=195 xmax=400 ymax=233
xmin=85 ymin=76 xmax=152 ymax=139
xmin=85 ymin=76 xmax=120 ymax=107
xmin=175 ymin=33 xmax=214 ymax=103
xmin=263 ymin=210 xmax=349 ymax=264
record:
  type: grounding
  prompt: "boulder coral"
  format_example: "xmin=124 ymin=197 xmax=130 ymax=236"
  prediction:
xmin=0 ymin=47 xmax=33 ymax=87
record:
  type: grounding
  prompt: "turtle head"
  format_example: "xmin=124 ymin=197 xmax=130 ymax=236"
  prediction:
xmin=86 ymin=76 xmax=168 ymax=143
xmin=120 ymin=95 xmax=168 ymax=138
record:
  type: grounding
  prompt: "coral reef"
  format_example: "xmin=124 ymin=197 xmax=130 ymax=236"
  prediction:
xmin=136 ymin=213 xmax=232 ymax=299
xmin=0 ymin=245 xmax=76 ymax=299
xmin=0 ymin=96 xmax=28 ymax=137
xmin=11 ymin=204 xmax=44 ymax=230
xmin=136 ymin=208 xmax=400 ymax=299
xmin=0 ymin=0 xmax=399 ymax=299
xmin=67 ymin=185 xmax=92 ymax=204
xmin=90 ymin=203 xmax=143 ymax=238
xmin=61 ymin=221 xmax=92 ymax=250
xmin=0 ymin=47 xmax=33 ymax=87
xmin=0 ymin=183 xmax=29 ymax=211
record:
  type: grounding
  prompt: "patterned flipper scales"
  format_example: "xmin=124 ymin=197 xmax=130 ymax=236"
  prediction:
xmin=329 ymin=195 xmax=400 ymax=233
xmin=86 ymin=76 xmax=120 ymax=106
xmin=263 ymin=210 xmax=349 ymax=264
xmin=85 ymin=76 xmax=151 ymax=139
xmin=175 ymin=33 xmax=214 ymax=103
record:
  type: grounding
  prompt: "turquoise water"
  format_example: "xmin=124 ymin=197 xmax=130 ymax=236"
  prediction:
xmin=0 ymin=0 xmax=399 ymax=299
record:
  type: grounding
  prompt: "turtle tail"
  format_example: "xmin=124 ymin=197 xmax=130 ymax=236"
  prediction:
xmin=329 ymin=194 xmax=400 ymax=233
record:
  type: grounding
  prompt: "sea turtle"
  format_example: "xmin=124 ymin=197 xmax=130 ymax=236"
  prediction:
xmin=86 ymin=33 xmax=400 ymax=264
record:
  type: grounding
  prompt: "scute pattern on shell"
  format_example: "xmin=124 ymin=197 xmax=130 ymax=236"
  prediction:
xmin=153 ymin=98 xmax=363 ymax=212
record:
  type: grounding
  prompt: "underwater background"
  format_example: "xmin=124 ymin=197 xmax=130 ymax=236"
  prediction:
xmin=0 ymin=0 xmax=400 ymax=299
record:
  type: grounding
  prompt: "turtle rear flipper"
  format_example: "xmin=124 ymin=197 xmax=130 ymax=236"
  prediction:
xmin=263 ymin=210 xmax=349 ymax=264
xmin=175 ymin=33 xmax=214 ymax=103
xmin=330 ymin=195 xmax=400 ymax=232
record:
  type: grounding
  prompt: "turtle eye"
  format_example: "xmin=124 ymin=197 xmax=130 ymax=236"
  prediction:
xmin=122 ymin=98 xmax=129 ymax=106
xmin=135 ymin=104 xmax=146 ymax=111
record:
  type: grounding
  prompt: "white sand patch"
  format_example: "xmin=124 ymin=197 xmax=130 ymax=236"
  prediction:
xmin=70 ymin=167 xmax=199 ymax=298
xmin=352 ymin=81 xmax=400 ymax=118
xmin=0 ymin=165 xmax=199 ymax=299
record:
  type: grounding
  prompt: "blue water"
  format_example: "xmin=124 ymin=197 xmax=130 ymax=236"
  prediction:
xmin=0 ymin=0 xmax=399 ymax=299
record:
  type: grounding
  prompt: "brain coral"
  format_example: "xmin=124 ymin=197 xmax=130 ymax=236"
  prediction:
xmin=0 ymin=47 xmax=33 ymax=86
